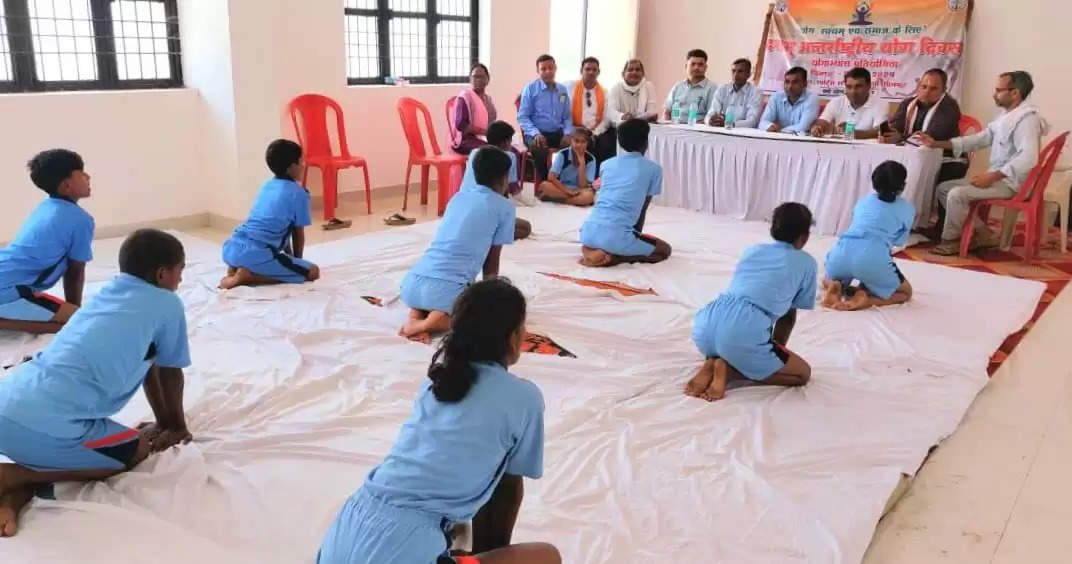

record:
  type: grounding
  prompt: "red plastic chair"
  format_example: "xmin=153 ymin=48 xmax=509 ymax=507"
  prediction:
xmin=958 ymin=114 xmax=983 ymax=136
xmin=514 ymin=94 xmax=543 ymax=187
xmin=288 ymin=94 xmax=372 ymax=220
xmin=959 ymin=131 xmax=1070 ymax=259
xmin=397 ymin=97 xmax=467 ymax=216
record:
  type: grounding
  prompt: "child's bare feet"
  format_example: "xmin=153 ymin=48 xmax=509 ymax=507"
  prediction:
xmin=406 ymin=331 xmax=431 ymax=344
xmin=579 ymin=246 xmax=612 ymax=267
xmin=684 ymin=359 xmax=716 ymax=397
xmin=700 ymin=358 xmax=730 ymax=402
xmin=0 ymin=502 xmax=16 ymax=537
xmin=218 ymin=268 xmax=254 ymax=289
xmin=820 ymin=279 xmax=842 ymax=309
xmin=835 ymin=289 xmax=871 ymax=311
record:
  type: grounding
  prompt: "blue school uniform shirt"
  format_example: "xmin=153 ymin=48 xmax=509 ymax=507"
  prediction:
xmin=582 ymin=152 xmax=662 ymax=230
xmin=409 ymin=183 xmax=515 ymax=284
xmin=0 ymin=197 xmax=94 ymax=304
xmin=549 ymin=148 xmax=597 ymax=188
xmin=362 ymin=362 xmax=545 ymax=522
xmin=0 ymin=273 xmax=191 ymax=439
xmin=230 ymin=177 xmax=312 ymax=250
xmin=462 ymin=147 xmax=519 ymax=187
xmin=842 ymin=193 xmax=916 ymax=249
xmin=726 ymin=241 xmax=817 ymax=320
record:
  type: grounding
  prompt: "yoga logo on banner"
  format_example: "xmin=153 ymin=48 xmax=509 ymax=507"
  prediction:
xmin=758 ymin=0 xmax=973 ymax=101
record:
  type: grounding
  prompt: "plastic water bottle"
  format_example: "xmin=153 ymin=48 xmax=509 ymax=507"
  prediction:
xmin=844 ymin=119 xmax=856 ymax=141
xmin=687 ymin=101 xmax=699 ymax=125
xmin=671 ymin=104 xmax=681 ymax=123
xmin=725 ymin=109 xmax=736 ymax=129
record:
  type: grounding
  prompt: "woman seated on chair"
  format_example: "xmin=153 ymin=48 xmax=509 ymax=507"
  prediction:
xmin=450 ymin=63 xmax=499 ymax=154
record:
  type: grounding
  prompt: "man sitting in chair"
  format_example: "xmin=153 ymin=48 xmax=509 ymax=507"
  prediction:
xmin=915 ymin=71 xmax=1047 ymax=256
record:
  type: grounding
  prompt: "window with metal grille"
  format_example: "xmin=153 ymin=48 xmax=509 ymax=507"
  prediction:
xmin=344 ymin=0 xmax=477 ymax=85
xmin=0 ymin=0 xmax=182 ymax=93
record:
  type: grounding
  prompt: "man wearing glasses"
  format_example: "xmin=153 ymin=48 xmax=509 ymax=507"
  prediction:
xmin=568 ymin=57 xmax=615 ymax=163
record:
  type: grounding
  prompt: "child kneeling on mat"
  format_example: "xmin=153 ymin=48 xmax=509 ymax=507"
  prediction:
xmin=219 ymin=139 xmax=320 ymax=289
xmin=822 ymin=161 xmax=915 ymax=311
xmin=319 ymin=279 xmax=560 ymax=564
xmin=399 ymin=147 xmax=516 ymax=343
xmin=464 ymin=121 xmax=532 ymax=240
xmin=578 ymin=118 xmax=671 ymax=267
xmin=0 ymin=229 xmax=192 ymax=537
xmin=686 ymin=203 xmax=817 ymax=402
xmin=0 ymin=150 xmax=94 ymax=334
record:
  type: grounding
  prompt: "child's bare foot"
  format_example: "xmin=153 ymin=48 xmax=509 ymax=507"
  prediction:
xmin=399 ymin=319 xmax=430 ymax=342
xmin=684 ymin=360 xmax=715 ymax=397
xmin=836 ymin=289 xmax=871 ymax=311
xmin=579 ymin=247 xmax=612 ymax=267
xmin=218 ymin=268 xmax=254 ymax=289
xmin=700 ymin=358 xmax=730 ymax=402
xmin=406 ymin=331 xmax=431 ymax=344
xmin=0 ymin=503 xmax=16 ymax=537
xmin=820 ymin=279 xmax=842 ymax=309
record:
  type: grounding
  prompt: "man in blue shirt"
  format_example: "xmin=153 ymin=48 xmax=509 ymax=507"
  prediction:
xmin=518 ymin=54 xmax=573 ymax=183
xmin=759 ymin=66 xmax=820 ymax=134
xmin=219 ymin=140 xmax=320 ymax=289
xmin=579 ymin=119 xmax=672 ymax=267
xmin=0 ymin=229 xmax=192 ymax=537
xmin=0 ymin=150 xmax=94 ymax=335
xmin=662 ymin=49 xmax=719 ymax=123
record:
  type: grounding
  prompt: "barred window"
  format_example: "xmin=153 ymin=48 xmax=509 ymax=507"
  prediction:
xmin=0 ymin=0 xmax=182 ymax=93
xmin=344 ymin=0 xmax=477 ymax=85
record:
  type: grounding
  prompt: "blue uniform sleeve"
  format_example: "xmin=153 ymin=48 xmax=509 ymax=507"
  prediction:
xmin=792 ymin=256 xmax=818 ymax=310
xmin=647 ymin=162 xmax=663 ymax=197
xmin=69 ymin=212 xmax=95 ymax=263
xmin=154 ymin=295 xmax=191 ymax=368
xmin=508 ymin=152 xmax=519 ymax=184
xmin=758 ymin=97 xmax=776 ymax=130
xmin=518 ymin=84 xmax=538 ymax=138
xmin=585 ymin=158 xmax=597 ymax=181
xmin=294 ymin=188 xmax=312 ymax=228
xmin=505 ymin=381 xmax=545 ymax=479
xmin=784 ymin=94 xmax=820 ymax=134
xmin=549 ymin=151 xmax=565 ymax=176
xmin=492 ymin=199 xmax=516 ymax=246
xmin=891 ymin=200 xmax=916 ymax=248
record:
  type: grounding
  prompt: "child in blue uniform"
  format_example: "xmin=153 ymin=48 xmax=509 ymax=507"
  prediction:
xmin=464 ymin=121 xmax=532 ymax=240
xmin=822 ymin=161 xmax=915 ymax=311
xmin=219 ymin=139 xmax=320 ymax=289
xmin=320 ymin=279 xmax=559 ymax=564
xmin=0 ymin=229 xmax=192 ymax=537
xmin=0 ymin=150 xmax=94 ymax=334
xmin=537 ymin=127 xmax=598 ymax=206
xmin=399 ymin=148 xmax=516 ymax=343
xmin=578 ymin=119 xmax=671 ymax=267
xmin=686 ymin=203 xmax=816 ymax=402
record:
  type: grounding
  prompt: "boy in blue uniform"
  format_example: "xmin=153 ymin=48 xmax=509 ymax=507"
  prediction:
xmin=0 ymin=150 xmax=94 ymax=334
xmin=219 ymin=139 xmax=321 ymax=289
xmin=464 ymin=121 xmax=532 ymax=240
xmin=686 ymin=203 xmax=816 ymax=402
xmin=0 ymin=229 xmax=192 ymax=537
xmin=320 ymin=279 xmax=560 ymax=564
xmin=400 ymin=148 xmax=516 ymax=343
xmin=823 ymin=161 xmax=915 ymax=311
xmin=578 ymin=119 xmax=671 ymax=267
xmin=537 ymin=127 xmax=598 ymax=206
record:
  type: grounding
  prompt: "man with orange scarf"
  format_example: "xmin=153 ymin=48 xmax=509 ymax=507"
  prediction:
xmin=567 ymin=57 xmax=615 ymax=164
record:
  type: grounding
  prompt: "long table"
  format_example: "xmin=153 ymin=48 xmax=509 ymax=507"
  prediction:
xmin=648 ymin=124 xmax=944 ymax=235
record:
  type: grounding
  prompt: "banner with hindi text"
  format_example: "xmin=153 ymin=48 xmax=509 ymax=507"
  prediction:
xmin=759 ymin=0 xmax=972 ymax=101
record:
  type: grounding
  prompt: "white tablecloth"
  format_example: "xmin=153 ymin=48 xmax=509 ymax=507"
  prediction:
xmin=649 ymin=124 xmax=944 ymax=235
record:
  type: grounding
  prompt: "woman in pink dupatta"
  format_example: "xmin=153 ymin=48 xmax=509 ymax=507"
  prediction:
xmin=451 ymin=63 xmax=499 ymax=154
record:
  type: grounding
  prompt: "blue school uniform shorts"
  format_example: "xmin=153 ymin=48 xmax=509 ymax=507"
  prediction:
xmin=0 ymin=415 xmax=139 ymax=471
xmin=400 ymin=272 xmax=467 ymax=314
xmin=691 ymin=294 xmax=790 ymax=381
xmin=318 ymin=487 xmax=459 ymax=564
xmin=0 ymin=287 xmax=63 ymax=322
xmin=824 ymin=236 xmax=906 ymax=300
xmin=579 ymin=222 xmax=655 ymax=258
xmin=222 ymin=237 xmax=313 ymax=284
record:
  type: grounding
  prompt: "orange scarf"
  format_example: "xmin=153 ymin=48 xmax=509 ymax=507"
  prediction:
xmin=572 ymin=81 xmax=605 ymax=127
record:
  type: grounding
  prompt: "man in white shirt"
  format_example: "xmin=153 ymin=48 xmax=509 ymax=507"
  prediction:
xmin=568 ymin=56 xmax=615 ymax=163
xmin=662 ymin=49 xmax=718 ymax=123
xmin=705 ymin=58 xmax=763 ymax=128
xmin=607 ymin=59 xmax=658 ymax=126
xmin=810 ymin=67 xmax=889 ymax=139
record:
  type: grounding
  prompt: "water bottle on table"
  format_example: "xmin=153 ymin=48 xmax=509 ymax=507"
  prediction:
xmin=725 ymin=107 xmax=736 ymax=129
xmin=844 ymin=119 xmax=856 ymax=141
xmin=687 ymin=100 xmax=699 ymax=125
xmin=671 ymin=104 xmax=681 ymax=123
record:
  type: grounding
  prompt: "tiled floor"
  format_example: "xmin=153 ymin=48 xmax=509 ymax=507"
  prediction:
xmin=189 ymin=192 xmax=1072 ymax=564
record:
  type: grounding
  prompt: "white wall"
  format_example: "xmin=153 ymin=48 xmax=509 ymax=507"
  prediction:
xmin=637 ymin=0 xmax=1072 ymax=159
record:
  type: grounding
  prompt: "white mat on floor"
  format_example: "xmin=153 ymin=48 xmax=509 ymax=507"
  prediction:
xmin=0 ymin=204 xmax=1045 ymax=564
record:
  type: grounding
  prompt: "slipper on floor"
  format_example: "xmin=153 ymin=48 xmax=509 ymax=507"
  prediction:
xmin=322 ymin=218 xmax=353 ymax=231
xmin=383 ymin=213 xmax=415 ymax=226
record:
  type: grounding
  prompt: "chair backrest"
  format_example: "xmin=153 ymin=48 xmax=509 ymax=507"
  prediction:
xmin=445 ymin=96 xmax=460 ymax=148
xmin=1014 ymin=131 xmax=1070 ymax=203
xmin=959 ymin=114 xmax=983 ymax=136
xmin=397 ymin=96 xmax=442 ymax=160
xmin=288 ymin=94 xmax=351 ymax=160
